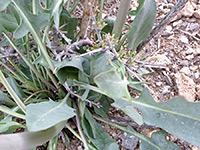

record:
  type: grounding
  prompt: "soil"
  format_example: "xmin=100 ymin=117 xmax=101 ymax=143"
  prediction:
xmin=67 ymin=0 xmax=200 ymax=150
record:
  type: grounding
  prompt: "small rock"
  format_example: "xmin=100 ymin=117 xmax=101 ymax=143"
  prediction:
xmin=186 ymin=23 xmax=199 ymax=32
xmin=172 ymin=20 xmax=182 ymax=27
xmin=121 ymin=133 xmax=138 ymax=150
xmin=185 ymin=54 xmax=194 ymax=60
xmin=156 ymin=82 xmax=162 ymax=86
xmin=195 ymin=48 xmax=200 ymax=55
xmin=180 ymin=67 xmax=191 ymax=76
xmin=148 ymin=54 xmax=171 ymax=65
xmin=175 ymin=73 xmax=196 ymax=102
xmin=162 ymin=86 xmax=171 ymax=94
xmin=190 ymin=65 xmax=198 ymax=71
xmin=185 ymin=47 xmax=195 ymax=54
xmin=77 ymin=146 xmax=83 ymax=150
xmin=179 ymin=35 xmax=189 ymax=44
xmin=194 ymin=9 xmax=200 ymax=19
xmin=180 ymin=2 xmax=195 ymax=17
xmin=194 ymin=72 xmax=200 ymax=79
xmin=166 ymin=25 xmax=172 ymax=32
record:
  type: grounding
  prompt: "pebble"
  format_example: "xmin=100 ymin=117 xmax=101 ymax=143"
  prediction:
xmin=173 ymin=20 xmax=183 ymax=27
xmin=156 ymin=82 xmax=163 ymax=86
xmin=180 ymin=67 xmax=191 ymax=76
xmin=180 ymin=2 xmax=195 ymax=17
xmin=179 ymin=35 xmax=189 ymax=44
xmin=195 ymin=72 xmax=200 ymax=79
xmin=194 ymin=9 xmax=200 ymax=19
xmin=185 ymin=54 xmax=194 ymax=60
xmin=190 ymin=65 xmax=198 ymax=71
xmin=77 ymin=146 xmax=83 ymax=150
xmin=162 ymin=86 xmax=171 ymax=94
xmin=185 ymin=47 xmax=195 ymax=55
xmin=166 ymin=25 xmax=172 ymax=32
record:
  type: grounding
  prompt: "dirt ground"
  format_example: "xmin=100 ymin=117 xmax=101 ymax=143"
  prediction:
xmin=66 ymin=0 xmax=200 ymax=150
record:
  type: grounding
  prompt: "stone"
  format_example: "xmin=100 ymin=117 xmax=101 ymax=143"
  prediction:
xmin=179 ymin=35 xmax=189 ymax=44
xmin=185 ymin=47 xmax=195 ymax=54
xmin=190 ymin=65 xmax=198 ymax=71
xmin=156 ymin=82 xmax=162 ymax=86
xmin=147 ymin=54 xmax=171 ymax=65
xmin=180 ymin=67 xmax=191 ymax=76
xmin=166 ymin=25 xmax=172 ymax=32
xmin=180 ymin=2 xmax=195 ymax=17
xmin=175 ymin=73 xmax=196 ymax=102
xmin=194 ymin=9 xmax=200 ymax=19
xmin=194 ymin=72 xmax=200 ymax=79
xmin=121 ymin=133 xmax=138 ymax=150
xmin=185 ymin=54 xmax=194 ymax=60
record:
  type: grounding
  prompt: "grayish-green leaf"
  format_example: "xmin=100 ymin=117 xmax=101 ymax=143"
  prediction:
xmin=112 ymin=0 xmax=131 ymax=38
xmin=82 ymin=109 xmax=119 ymax=150
xmin=140 ymin=131 xmax=180 ymax=150
xmin=26 ymin=98 xmax=75 ymax=132
xmin=112 ymin=99 xmax=143 ymax=125
xmin=133 ymin=89 xmax=200 ymax=147
xmin=13 ymin=0 xmax=50 ymax=38
xmin=94 ymin=69 xmax=131 ymax=100
xmin=0 ymin=91 xmax=16 ymax=106
xmin=0 ymin=13 xmax=18 ymax=35
xmin=0 ymin=121 xmax=24 ymax=134
xmin=127 ymin=0 xmax=156 ymax=50
xmin=0 ymin=0 xmax=11 ymax=11
xmin=0 ymin=121 xmax=66 ymax=150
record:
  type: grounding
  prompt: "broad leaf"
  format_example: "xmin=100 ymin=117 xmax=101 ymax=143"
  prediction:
xmin=0 ymin=0 xmax=11 ymax=11
xmin=132 ymin=89 xmax=200 ymax=147
xmin=0 ymin=121 xmax=66 ymax=150
xmin=94 ymin=69 xmax=131 ymax=100
xmin=26 ymin=96 xmax=75 ymax=132
xmin=89 ymin=52 xmax=113 ymax=81
xmin=127 ymin=0 xmax=156 ymax=51
xmin=55 ymin=56 xmax=90 ymax=83
xmin=12 ymin=0 xmax=50 ymax=39
xmin=82 ymin=109 xmax=119 ymax=150
xmin=0 ymin=13 xmax=18 ymax=35
xmin=0 ymin=91 xmax=16 ymax=106
xmin=140 ymin=130 xmax=180 ymax=150
xmin=0 ymin=121 xmax=24 ymax=134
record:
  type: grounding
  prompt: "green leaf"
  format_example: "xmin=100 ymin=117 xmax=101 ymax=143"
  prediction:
xmin=13 ymin=0 xmax=50 ymax=39
xmin=89 ymin=53 xmax=113 ymax=81
xmin=55 ymin=56 xmax=90 ymax=83
xmin=140 ymin=130 xmax=180 ymax=150
xmin=0 ymin=13 xmax=18 ymax=35
xmin=94 ymin=95 xmax=110 ymax=118
xmin=127 ymin=0 xmax=156 ymax=51
xmin=101 ymin=17 xmax=115 ymax=34
xmin=0 ymin=91 xmax=16 ymax=106
xmin=0 ymin=121 xmax=24 ymax=134
xmin=0 ymin=121 xmax=66 ymax=150
xmin=60 ymin=7 xmax=78 ymax=39
xmin=94 ymin=69 xmax=131 ymax=100
xmin=0 ymin=0 xmax=11 ymax=11
xmin=26 ymin=96 xmax=75 ymax=132
xmin=82 ymin=109 xmax=119 ymax=150
xmin=133 ymin=89 xmax=200 ymax=147
xmin=112 ymin=99 xmax=143 ymax=125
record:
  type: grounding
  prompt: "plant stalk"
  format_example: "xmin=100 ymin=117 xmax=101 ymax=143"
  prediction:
xmin=0 ymin=71 xmax=26 ymax=113
xmin=0 ymin=106 xmax=26 ymax=120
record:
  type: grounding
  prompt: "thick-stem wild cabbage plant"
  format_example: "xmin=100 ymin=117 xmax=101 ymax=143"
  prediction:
xmin=0 ymin=0 xmax=199 ymax=149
